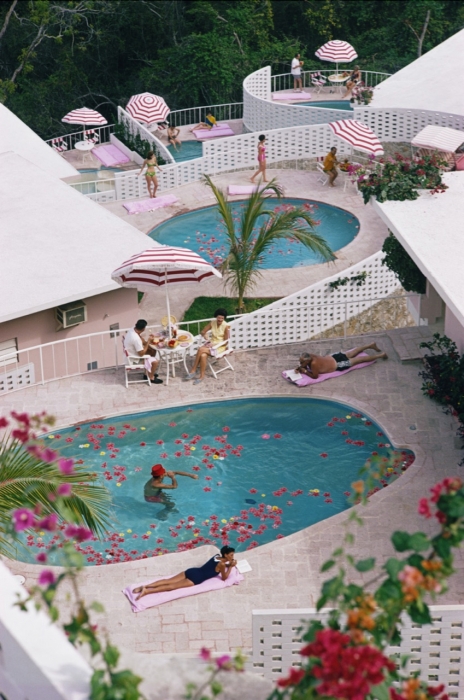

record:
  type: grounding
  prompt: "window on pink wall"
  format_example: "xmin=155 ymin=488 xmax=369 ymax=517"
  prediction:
xmin=0 ymin=337 xmax=18 ymax=367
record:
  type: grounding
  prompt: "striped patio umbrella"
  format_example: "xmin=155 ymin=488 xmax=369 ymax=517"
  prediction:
xmin=111 ymin=245 xmax=222 ymax=336
xmin=328 ymin=119 xmax=384 ymax=156
xmin=315 ymin=40 xmax=357 ymax=76
xmin=62 ymin=108 xmax=108 ymax=126
xmin=126 ymin=93 xmax=170 ymax=125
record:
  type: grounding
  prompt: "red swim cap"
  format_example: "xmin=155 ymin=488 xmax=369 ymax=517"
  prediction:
xmin=151 ymin=464 xmax=166 ymax=477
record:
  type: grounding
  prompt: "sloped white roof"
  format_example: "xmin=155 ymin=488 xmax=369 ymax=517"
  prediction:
xmin=0 ymin=103 xmax=78 ymax=178
xmin=372 ymin=171 xmax=464 ymax=327
xmin=370 ymin=28 xmax=464 ymax=115
xmin=0 ymin=152 xmax=152 ymax=323
xmin=412 ymin=125 xmax=464 ymax=153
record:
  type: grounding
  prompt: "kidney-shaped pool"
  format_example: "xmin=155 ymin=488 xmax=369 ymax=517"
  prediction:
xmin=18 ymin=398 xmax=414 ymax=566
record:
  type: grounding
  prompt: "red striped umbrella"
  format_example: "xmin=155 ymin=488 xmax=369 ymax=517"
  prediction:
xmin=328 ymin=119 xmax=384 ymax=155
xmin=315 ymin=40 xmax=357 ymax=75
xmin=126 ymin=93 xmax=170 ymax=125
xmin=111 ymin=246 xmax=221 ymax=335
xmin=62 ymin=108 xmax=108 ymax=126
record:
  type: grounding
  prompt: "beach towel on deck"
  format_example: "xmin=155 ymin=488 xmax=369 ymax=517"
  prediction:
xmin=272 ymin=92 xmax=311 ymax=101
xmin=122 ymin=567 xmax=244 ymax=612
xmin=123 ymin=195 xmax=178 ymax=214
xmin=282 ymin=352 xmax=375 ymax=386
xmin=193 ymin=125 xmax=235 ymax=139
xmin=228 ymin=185 xmax=276 ymax=196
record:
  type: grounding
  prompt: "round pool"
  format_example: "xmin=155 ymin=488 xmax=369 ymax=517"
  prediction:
xmin=301 ymin=100 xmax=353 ymax=111
xmin=17 ymin=398 xmax=414 ymax=566
xmin=149 ymin=199 xmax=359 ymax=269
xmin=167 ymin=140 xmax=203 ymax=162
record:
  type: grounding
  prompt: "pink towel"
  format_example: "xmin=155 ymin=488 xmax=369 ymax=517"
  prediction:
xmin=272 ymin=92 xmax=311 ymax=101
xmin=282 ymin=352 xmax=376 ymax=387
xmin=123 ymin=194 xmax=178 ymax=214
xmin=122 ymin=567 xmax=244 ymax=612
xmin=193 ymin=125 xmax=235 ymax=139
xmin=228 ymin=185 xmax=275 ymax=196
xmin=93 ymin=144 xmax=130 ymax=166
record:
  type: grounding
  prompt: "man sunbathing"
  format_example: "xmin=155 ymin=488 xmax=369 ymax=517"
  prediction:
xmin=296 ymin=342 xmax=387 ymax=379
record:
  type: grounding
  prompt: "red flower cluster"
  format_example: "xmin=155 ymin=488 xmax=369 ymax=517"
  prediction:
xmin=418 ymin=477 xmax=462 ymax=522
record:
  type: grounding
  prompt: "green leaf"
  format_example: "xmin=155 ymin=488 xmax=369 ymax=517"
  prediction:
xmin=211 ymin=680 xmax=223 ymax=695
xmin=320 ymin=559 xmax=336 ymax=572
xmin=391 ymin=531 xmax=412 ymax=552
xmin=433 ymin=536 xmax=452 ymax=560
xmin=49 ymin=605 xmax=59 ymax=622
xmin=408 ymin=601 xmax=432 ymax=625
xmin=355 ymin=557 xmax=376 ymax=572
xmin=408 ymin=533 xmax=430 ymax=552
xmin=103 ymin=643 xmax=120 ymax=669
xmin=332 ymin=547 xmax=344 ymax=556
xmin=370 ymin=680 xmax=391 ymax=700
xmin=385 ymin=558 xmax=405 ymax=580
xmin=90 ymin=601 xmax=105 ymax=613
xmin=375 ymin=579 xmax=402 ymax=606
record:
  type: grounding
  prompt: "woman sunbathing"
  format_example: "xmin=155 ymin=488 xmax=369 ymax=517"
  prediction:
xmin=133 ymin=546 xmax=237 ymax=600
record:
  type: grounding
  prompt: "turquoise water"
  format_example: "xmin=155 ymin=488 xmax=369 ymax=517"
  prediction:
xmin=18 ymin=398 xmax=414 ymax=566
xmin=302 ymin=100 xmax=353 ymax=110
xmin=168 ymin=140 xmax=203 ymax=162
xmin=149 ymin=198 xmax=359 ymax=269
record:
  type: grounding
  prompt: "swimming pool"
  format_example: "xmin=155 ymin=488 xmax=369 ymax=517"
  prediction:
xmin=168 ymin=141 xmax=203 ymax=162
xmin=17 ymin=398 xmax=414 ymax=566
xmin=149 ymin=199 xmax=359 ymax=269
xmin=302 ymin=100 xmax=353 ymax=111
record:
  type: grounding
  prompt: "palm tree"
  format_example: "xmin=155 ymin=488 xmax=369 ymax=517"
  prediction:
xmin=0 ymin=435 xmax=112 ymax=557
xmin=204 ymin=176 xmax=333 ymax=312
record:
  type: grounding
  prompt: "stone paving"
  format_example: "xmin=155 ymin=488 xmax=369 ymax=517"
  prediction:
xmin=3 ymin=329 xmax=464 ymax=655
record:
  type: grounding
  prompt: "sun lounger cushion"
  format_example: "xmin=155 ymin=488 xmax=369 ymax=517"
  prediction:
xmin=228 ymin=185 xmax=275 ymax=195
xmin=282 ymin=352 xmax=375 ymax=386
xmin=272 ymin=92 xmax=311 ymax=101
xmin=92 ymin=144 xmax=130 ymax=167
xmin=123 ymin=195 xmax=179 ymax=214
xmin=122 ymin=566 xmax=244 ymax=612
xmin=193 ymin=124 xmax=235 ymax=139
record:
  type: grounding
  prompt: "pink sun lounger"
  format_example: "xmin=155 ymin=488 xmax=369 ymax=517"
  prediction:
xmin=123 ymin=194 xmax=179 ymax=214
xmin=272 ymin=92 xmax=311 ymax=101
xmin=282 ymin=352 xmax=375 ymax=387
xmin=92 ymin=144 xmax=130 ymax=167
xmin=122 ymin=567 xmax=244 ymax=612
xmin=193 ymin=124 xmax=235 ymax=139
xmin=228 ymin=185 xmax=275 ymax=196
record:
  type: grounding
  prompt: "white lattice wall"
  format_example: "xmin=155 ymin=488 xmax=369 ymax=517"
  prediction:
xmin=229 ymin=251 xmax=400 ymax=349
xmin=250 ymin=605 xmax=464 ymax=698
xmin=353 ymin=107 xmax=464 ymax=143
xmin=0 ymin=363 xmax=35 ymax=393
xmin=87 ymin=190 xmax=116 ymax=203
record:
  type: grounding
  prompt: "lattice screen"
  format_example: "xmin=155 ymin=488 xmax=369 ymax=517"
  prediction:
xmin=0 ymin=363 xmax=35 ymax=393
xmin=250 ymin=606 xmax=464 ymax=698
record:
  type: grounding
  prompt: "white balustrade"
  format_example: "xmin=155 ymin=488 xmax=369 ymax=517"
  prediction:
xmin=117 ymin=106 xmax=174 ymax=164
xmin=271 ymin=69 xmax=391 ymax=93
xmin=168 ymin=102 xmax=243 ymax=128
xmin=250 ymin=605 xmax=464 ymax=698
xmin=45 ymin=123 xmax=115 ymax=153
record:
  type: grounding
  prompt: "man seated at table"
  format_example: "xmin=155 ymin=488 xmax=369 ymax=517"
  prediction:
xmin=124 ymin=319 xmax=163 ymax=384
xmin=295 ymin=343 xmax=388 ymax=379
xmin=323 ymin=146 xmax=339 ymax=187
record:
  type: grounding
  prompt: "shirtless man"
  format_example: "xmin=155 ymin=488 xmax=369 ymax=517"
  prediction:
xmin=296 ymin=342 xmax=387 ymax=379
xmin=144 ymin=464 xmax=198 ymax=501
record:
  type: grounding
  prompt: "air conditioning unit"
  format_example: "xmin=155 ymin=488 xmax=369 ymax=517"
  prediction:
xmin=55 ymin=301 xmax=87 ymax=329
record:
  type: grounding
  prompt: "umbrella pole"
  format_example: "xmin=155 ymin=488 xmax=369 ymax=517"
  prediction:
xmin=165 ymin=270 xmax=172 ymax=339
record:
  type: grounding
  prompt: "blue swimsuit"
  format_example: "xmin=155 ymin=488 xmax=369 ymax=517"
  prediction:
xmin=185 ymin=556 xmax=220 ymax=585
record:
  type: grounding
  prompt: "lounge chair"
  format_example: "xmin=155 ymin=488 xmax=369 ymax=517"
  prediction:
xmin=122 ymin=336 xmax=151 ymax=387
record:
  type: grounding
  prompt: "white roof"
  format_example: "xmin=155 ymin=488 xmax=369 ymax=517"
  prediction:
xmin=372 ymin=171 xmax=464 ymax=327
xmin=0 ymin=103 xmax=78 ymax=179
xmin=0 ymin=152 xmax=152 ymax=324
xmin=411 ymin=125 xmax=464 ymax=153
xmin=369 ymin=28 xmax=464 ymax=115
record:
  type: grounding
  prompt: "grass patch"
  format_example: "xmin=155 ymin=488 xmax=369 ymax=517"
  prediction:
xmin=181 ymin=296 xmax=280 ymax=331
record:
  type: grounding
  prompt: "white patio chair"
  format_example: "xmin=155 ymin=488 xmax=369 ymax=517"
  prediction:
xmin=311 ymin=72 xmax=327 ymax=93
xmin=122 ymin=336 xmax=151 ymax=387
xmin=205 ymin=335 xmax=234 ymax=379
xmin=51 ymin=138 xmax=68 ymax=154
xmin=316 ymin=161 xmax=328 ymax=185
xmin=84 ymin=130 xmax=99 ymax=145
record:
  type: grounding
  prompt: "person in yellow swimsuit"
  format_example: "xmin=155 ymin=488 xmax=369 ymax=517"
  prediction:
xmin=190 ymin=112 xmax=217 ymax=131
xmin=184 ymin=308 xmax=229 ymax=385
xmin=323 ymin=146 xmax=339 ymax=187
xmin=138 ymin=150 xmax=162 ymax=198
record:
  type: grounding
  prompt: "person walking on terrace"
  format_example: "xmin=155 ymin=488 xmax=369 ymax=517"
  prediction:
xmin=323 ymin=146 xmax=339 ymax=187
xmin=295 ymin=343 xmax=388 ymax=379
xmin=138 ymin=150 xmax=162 ymax=198
xmin=250 ymin=134 xmax=268 ymax=183
xmin=123 ymin=319 xmax=163 ymax=384
xmin=184 ymin=308 xmax=229 ymax=385
xmin=291 ymin=52 xmax=304 ymax=92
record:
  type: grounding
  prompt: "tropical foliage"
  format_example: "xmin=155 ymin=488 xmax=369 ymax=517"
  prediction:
xmin=204 ymin=175 xmax=333 ymax=311
xmin=0 ymin=411 xmax=111 ymax=557
xmin=381 ymin=232 xmax=426 ymax=294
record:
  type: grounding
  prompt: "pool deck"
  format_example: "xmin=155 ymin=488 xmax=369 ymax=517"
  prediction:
xmin=102 ymin=169 xmax=388 ymax=322
xmin=3 ymin=328 xmax=464 ymax=654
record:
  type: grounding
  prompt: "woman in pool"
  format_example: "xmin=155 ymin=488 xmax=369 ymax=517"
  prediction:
xmin=250 ymin=134 xmax=268 ymax=183
xmin=184 ymin=308 xmax=229 ymax=385
xmin=167 ymin=125 xmax=181 ymax=150
xmin=138 ymin=150 xmax=162 ymax=198
xmin=133 ymin=546 xmax=237 ymax=600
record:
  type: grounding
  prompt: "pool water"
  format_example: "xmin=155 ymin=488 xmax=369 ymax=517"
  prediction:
xmin=18 ymin=398 xmax=414 ymax=566
xmin=167 ymin=140 xmax=203 ymax=162
xmin=149 ymin=199 xmax=359 ymax=269
xmin=302 ymin=100 xmax=353 ymax=111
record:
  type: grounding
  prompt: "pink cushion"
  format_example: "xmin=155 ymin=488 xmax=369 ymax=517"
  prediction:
xmin=122 ymin=566 xmax=244 ymax=612
xmin=228 ymin=185 xmax=275 ymax=195
xmin=282 ymin=352 xmax=375 ymax=386
xmin=193 ymin=125 xmax=235 ymax=139
xmin=272 ymin=92 xmax=311 ymax=101
xmin=92 ymin=144 xmax=130 ymax=166
xmin=123 ymin=194 xmax=178 ymax=214
xmin=455 ymin=154 xmax=464 ymax=171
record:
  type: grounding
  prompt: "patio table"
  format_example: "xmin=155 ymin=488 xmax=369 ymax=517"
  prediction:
xmin=151 ymin=330 xmax=195 ymax=385
xmin=74 ymin=140 xmax=95 ymax=163
xmin=328 ymin=74 xmax=349 ymax=94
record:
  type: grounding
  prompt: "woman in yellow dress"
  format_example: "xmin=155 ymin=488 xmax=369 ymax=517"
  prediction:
xmin=184 ymin=308 xmax=229 ymax=385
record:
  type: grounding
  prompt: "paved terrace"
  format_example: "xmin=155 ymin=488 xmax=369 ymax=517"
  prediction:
xmin=3 ymin=328 xmax=464 ymax=654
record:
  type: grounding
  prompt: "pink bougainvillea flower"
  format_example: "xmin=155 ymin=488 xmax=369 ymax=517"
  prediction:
xmin=325 ymin=498 xmax=333 ymax=503
xmin=36 ymin=552 xmax=47 ymax=563
xmin=65 ymin=437 xmax=74 ymax=443
xmin=377 ymin=431 xmax=383 ymax=437
xmin=160 ymin=453 xmax=168 ymax=459
xmin=192 ymin=466 xmax=201 ymax=472
xmin=57 ymin=483 xmax=72 ymax=497
xmin=186 ymin=408 xmax=193 ymax=412
xmin=222 ymin=426 xmax=230 ymax=432
xmin=323 ymin=492 xmax=330 ymax=497
xmin=249 ymin=488 xmax=257 ymax=494
xmin=38 ymin=570 xmax=56 ymax=587
xmin=58 ymin=458 xmax=74 ymax=475
xmin=343 ymin=491 xmax=351 ymax=496
xmin=0 ymin=416 xmax=9 ymax=428
xmin=174 ymin=451 xmax=182 ymax=457
xmin=156 ymin=440 xmax=164 ymax=445
xmin=140 ymin=442 xmax=146 ymax=447
xmin=13 ymin=508 xmax=36 ymax=531
xmin=134 ymin=467 xmax=142 ymax=472
xmin=169 ymin=422 xmax=177 ymax=427
xmin=261 ymin=434 xmax=270 ymax=439
xmin=182 ymin=433 xmax=189 ymax=439
xmin=199 ymin=647 xmax=211 ymax=661
xmin=274 ymin=433 xmax=282 ymax=439
xmin=64 ymin=525 xmax=93 ymax=542
xmin=418 ymin=497 xmax=432 ymax=518
xmin=37 ymin=514 xmax=59 ymax=531
xmin=319 ymin=453 xmax=328 ymax=458
xmin=215 ymin=654 xmax=232 ymax=670
xmin=203 ymin=487 xmax=212 ymax=492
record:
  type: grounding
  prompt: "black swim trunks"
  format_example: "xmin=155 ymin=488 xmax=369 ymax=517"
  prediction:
xmin=331 ymin=352 xmax=351 ymax=371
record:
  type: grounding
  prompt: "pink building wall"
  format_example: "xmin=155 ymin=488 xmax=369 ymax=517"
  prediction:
xmin=445 ymin=306 xmax=464 ymax=354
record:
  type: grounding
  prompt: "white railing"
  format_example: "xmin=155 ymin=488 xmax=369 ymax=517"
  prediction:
xmin=168 ymin=102 xmax=243 ymax=128
xmin=117 ymin=106 xmax=174 ymax=164
xmin=271 ymin=69 xmax=391 ymax=93
xmin=45 ymin=123 xmax=115 ymax=153
xmin=69 ymin=176 xmax=116 ymax=197
xmin=250 ymin=606 xmax=464 ymax=697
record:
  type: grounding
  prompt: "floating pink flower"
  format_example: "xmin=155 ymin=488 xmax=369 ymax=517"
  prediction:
xmin=203 ymin=487 xmax=212 ymax=492
xmin=140 ymin=442 xmax=146 ymax=447
xmin=222 ymin=426 xmax=230 ymax=432
xmin=38 ymin=570 xmax=56 ymax=586
xmin=343 ymin=491 xmax=351 ymax=497
xmin=287 ymin=501 xmax=293 ymax=506
xmin=134 ymin=467 xmax=142 ymax=472
xmin=169 ymin=422 xmax=177 ymax=427
xmin=249 ymin=488 xmax=257 ymax=494
xmin=327 ymin=422 xmax=334 ymax=427
xmin=323 ymin=492 xmax=330 ymax=497
xmin=174 ymin=451 xmax=182 ymax=457
xmin=274 ymin=434 xmax=282 ymax=439
xmin=325 ymin=498 xmax=333 ymax=503
xmin=182 ymin=433 xmax=189 ymax=439
xmin=160 ymin=453 xmax=168 ymax=458
xmin=192 ymin=466 xmax=200 ymax=472
xmin=261 ymin=434 xmax=270 ymax=439
xmin=319 ymin=453 xmax=328 ymax=458
xmin=156 ymin=440 xmax=164 ymax=445
xmin=65 ymin=437 xmax=74 ymax=443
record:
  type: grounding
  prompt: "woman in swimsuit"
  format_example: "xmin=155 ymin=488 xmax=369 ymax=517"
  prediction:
xmin=133 ymin=546 xmax=236 ymax=600
xmin=250 ymin=134 xmax=268 ymax=183
xmin=138 ymin=150 xmax=162 ymax=198
xmin=343 ymin=66 xmax=361 ymax=98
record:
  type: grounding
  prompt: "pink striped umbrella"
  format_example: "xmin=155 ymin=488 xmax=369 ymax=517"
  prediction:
xmin=328 ymin=119 xmax=384 ymax=155
xmin=62 ymin=108 xmax=108 ymax=126
xmin=315 ymin=40 xmax=357 ymax=75
xmin=126 ymin=93 xmax=170 ymax=125
xmin=111 ymin=246 xmax=221 ymax=334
